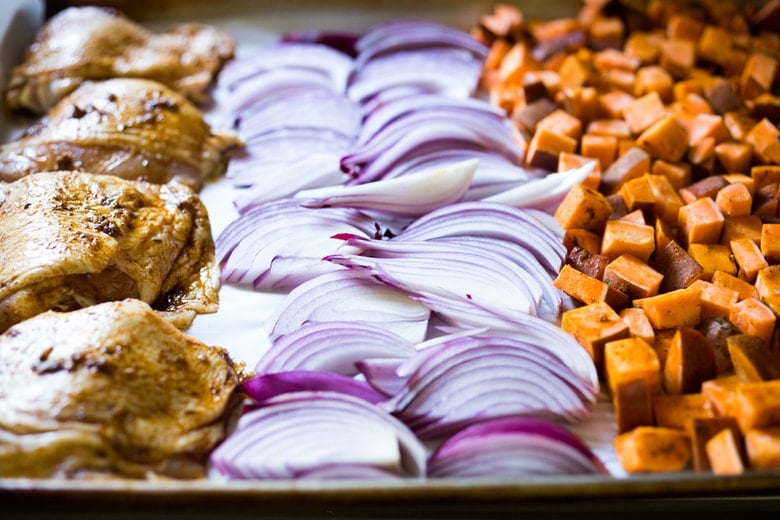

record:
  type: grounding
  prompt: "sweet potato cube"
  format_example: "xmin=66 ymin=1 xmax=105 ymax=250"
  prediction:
xmin=613 ymin=377 xmax=655 ymax=434
xmin=678 ymin=175 xmax=729 ymax=205
xmin=653 ymin=393 xmax=713 ymax=430
xmin=558 ymin=153 xmax=601 ymax=189
xmin=654 ymin=240 xmax=704 ymax=292
xmin=624 ymin=31 xmax=661 ymax=65
xmin=536 ymin=109 xmax=583 ymax=141
xmin=715 ymin=182 xmax=752 ymax=217
xmin=601 ymin=146 xmax=651 ymax=194
xmin=663 ymin=326 xmax=717 ymax=394
xmin=553 ymin=264 xmax=629 ymax=309
xmin=619 ymin=307 xmax=655 ymax=345
xmin=619 ymin=175 xmax=655 ymax=215
xmin=712 ymin=269 xmax=759 ymax=300
xmin=730 ymin=297 xmax=776 ymax=345
xmin=554 ymin=183 xmax=613 ymax=232
xmin=651 ymin=159 xmax=691 ymax=191
xmin=637 ymin=115 xmax=689 ymax=163
xmin=586 ymin=118 xmax=632 ymax=139
xmin=724 ymin=110 xmax=758 ymax=141
xmin=755 ymin=265 xmax=780 ymax=315
xmin=730 ymin=238 xmax=768 ymax=283
xmin=706 ymin=428 xmax=746 ymax=475
xmin=600 ymin=220 xmax=655 ymax=262
xmin=702 ymin=374 xmax=741 ymax=416
xmin=603 ymin=254 xmax=663 ymax=299
xmin=644 ymin=173 xmax=683 ymax=225
xmin=634 ymin=286 xmax=701 ymax=330
xmin=697 ymin=25 xmax=732 ymax=65
xmin=760 ymin=224 xmax=780 ymax=264
xmin=622 ymin=92 xmax=667 ymax=135
xmin=614 ymin=426 xmax=691 ymax=473
xmin=752 ymin=165 xmax=780 ymax=190
xmin=561 ymin=301 xmax=629 ymax=372
xmin=580 ymin=134 xmax=618 ymax=171
xmin=745 ymin=118 xmax=780 ymax=165
xmin=678 ymin=196 xmax=725 ymax=246
xmin=689 ymin=280 xmax=739 ymax=320
xmin=740 ymin=53 xmax=777 ymax=100
xmin=698 ymin=316 xmax=740 ymax=375
xmin=526 ymin=127 xmax=578 ymax=170
xmin=687 ymin=416 xmax=741 ymax=472
xmin=733 ymin=380 xmax=780 ymax=431
xmin=654 ymin=218 xmax=676 ymax=253
xmin=721 ymin=215 xmax=763 ymax=245
xmin=745 ymin=428 xmax=780 ymax=470
xmin=605 ymin=336 xmax=661 ymax=398
xmin=563 ymin=228 xmax=602 ymax=256
xmin=714 ymin=142 xmax=753 ymax=174
xmin=727 ymin=333 xmax=780 ymax=382
xmin=660 ymin=39 xmax=695 ymax=78
xmin=687 ymin=244 xmax=736 ymax=281
xmin=621 ymin=209 xmax=646 ymax=225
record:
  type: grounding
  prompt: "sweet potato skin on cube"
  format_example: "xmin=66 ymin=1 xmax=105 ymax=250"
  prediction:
xmin=614 ymin=426 xmax=691 ymax=473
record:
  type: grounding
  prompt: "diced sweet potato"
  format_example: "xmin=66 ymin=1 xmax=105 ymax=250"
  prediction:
xmin=740 ymin=53 xmax=777 ymax=100
xmin=637 ymin=114 xmax=689 ymax=162
xmin=619 ymin=307 xmax=656 ymax=345
xmin=613 ymin=377 xmax=655 ymax=434
xmin=706 ymin=428 xmax=746 ymax=475
xmin=702 ymin=374 xmax=741 ymax=416
xmin=727 ymin=333 xmax=780 ymax=382
xmin=554 ymin=183 xmax=613 ymax=232
xmin=526 ymin=127 xmax=578 ymax=170
xmin=715 ymin=182 xmax=752 ymax=217
xmin=755 ymin=265 xmax=780 ymax=316
xmin=678 ymin=196 xmax=725 ymax=247
xmin=600 ymin=146 xmax=652 ymax=194
xmin=663 ymin=326 xmax=718 ymax=394
xmin=714 ymin=141 xmax=753 ymax=174
xmin=603 ymin=253 xmax=664 ymax=299
xmin=730 ymin=238 xmax=769 ymax=283
xmin=745 ymin=427 xmax=780 ymax=470
xmin=690 ymin=280 xmax=739 ymax=320
xmin=558 ymin=153 xmax=601 ymax=189
xmin=653 ymin=393 xmax=713 ymax=430
xmin=654 ymin=240 xmax=704 ymax=292
xmin=605 ymin=337 xmax=661 ymax=397
xmin=729 ymin=297 xmax=776 ymax=345
xmin=698 ymin=316 xmax=740 ymax=375
xmin=614 ymin=426 xmax=691 ymax=473
xmin=581 ymin=134 xmax=618 ymax=171
xmin=760 ymin=224 xmax=780 ymax=264
xmin=651 ymin=159 xmax=692 ymax=191
xmin=745 ymin=118 xmax=780 ymax=165
xmin=711 ymin=269 xmax=759 ymax=300
xmin=687 ymin=416 xmax=742 ymax=472
xmin=600 ymin=219 xmax=655 ymax=262
xmin=686 ymin=244 xmax=736 ymax=281
xmin=634 ymin=286 xmax=702 ymax=330
xmin=645 ymin=173 xmax=684 ymax=224
xmin=561 ymin=301 xmax=630 ymax=372
xmin=733 ymin=380 xmax=780 ymax=431
xmin=618 ymin=175 xmax=655 ymax=215
xmin=554 ymin=264 xmax=629 ymax=309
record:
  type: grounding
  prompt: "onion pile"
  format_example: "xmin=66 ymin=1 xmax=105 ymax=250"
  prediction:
xmin=209 ymin=20 xmax=608 ymax=481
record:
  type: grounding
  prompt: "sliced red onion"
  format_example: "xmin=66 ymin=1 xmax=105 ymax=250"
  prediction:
xmin=236 ymin=90 xmax=361 ymax=141
xmin=210 ymin=391 xmax=427 ymax=479
xmin=243 ymin=370 xmax=388 ymax=404
xmin=295 ymin=159 xmax=476 ymax=217
xmin=341 ymin=117 xmax=523 ymax=184
xmin=358 ymin=94 xmax=505 ymax=145
xmin=381 ymin=335 xmax=596 ymax=439
xmin=395 ymin=201 xmax=566 ymax=275
xmin=347 ymin=48 xmax=483 ymax=103
xmin=280 ymin=31 xmax=360 ymax=58
xmin=219 ymin=43 xmax=354 ymax=93
xmin=428 ymin=417 xmax=605 ymax=478
xmin=218 ymin=68 xmax=338 ymax=126
xmin=267 ymin=269 xmax=431 ymax=343
xmin=255 ymin=320 xmax=415 ymax=376
xmin=216 ymin=201 xmax=379 ymax=291
xmin=482 ymin=162 xmax=596 ymax=212
xmin=353 ymin=20 xmax=487 ymax=71
xmin=356 ymin=19 xmax=487 ymax=57
xmin=359 ymin=84 xmax=441 ymax=117
xmin=355 ymin=357 xmax=409 ymax=397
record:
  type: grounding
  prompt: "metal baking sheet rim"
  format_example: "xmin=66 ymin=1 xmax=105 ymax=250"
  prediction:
xmin=1 ymin=0 xmax=779 ymax=506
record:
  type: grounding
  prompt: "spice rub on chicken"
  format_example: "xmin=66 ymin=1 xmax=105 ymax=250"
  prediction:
xmin=0 ymin=170 xmax=220 ymax=333
xmin=0 ymin=78 xmax=242 ymax=190
xmin=5 ymin=6 xmax=235 ymax=115
xmin=0 ymin=299 xmax=244 ymax=479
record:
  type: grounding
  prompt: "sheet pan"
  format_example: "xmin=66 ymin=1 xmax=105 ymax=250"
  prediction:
xmin=1 ymin=0 xmax=779 ymax=515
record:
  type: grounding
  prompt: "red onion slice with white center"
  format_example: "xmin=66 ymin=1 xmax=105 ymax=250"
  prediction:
xmin=210 ymin=391 xmax=427 ymax=479
xmin=296 ymin=159 xmax=476 ymax=217
xmin=347 ymin=48 xmax=483 ymax=103
xmin=236 ymin=90 xmax=361 ymax=141
xmin=428 ymin=417 xmax=605 ymax=478
xmin=267 ymin=270 xmax=431 ymax=343
xmin=394 ymin=201 xmax=565 ymax=274
xmin=243 ymin=370 xmax=388 ymax=404
xmin=353 ymin=21 xmax=488 ymax=71
xmin=326 ymin=236 xmax=541 ymax=320
xmin=255 ymin=320 xmax=415 ymax=376
xmin=219 ymin=43 xmax=354 ymax=93
xmin=216 ymin=202 xmax=379 ymax=291
xmin=482 ymin=162 xmax=596 ymax=212
xmin=341 ymin=119 xmax=523 ymax=184
xmin=357 ymin=94 xmax=506 ymax=145
xmin=280 ymin=31 xmax=359 ymax=58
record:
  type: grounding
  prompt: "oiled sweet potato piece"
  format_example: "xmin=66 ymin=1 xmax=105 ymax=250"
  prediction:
xmin=663 ymin=326 xmax=717 ymax=394
xmin=614 ymin=426 xmax=691 ymax=473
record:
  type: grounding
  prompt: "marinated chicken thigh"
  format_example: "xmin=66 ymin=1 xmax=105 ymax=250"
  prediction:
xmin=0 ymin=170 xmax=220 ymax=333
xmin=0 ymin=78 xmax=242 ymax=190
xmin=5 ymin=6 xmax=235 ymax=114
xmin=0 ymin=299 xmax=244 ymax=479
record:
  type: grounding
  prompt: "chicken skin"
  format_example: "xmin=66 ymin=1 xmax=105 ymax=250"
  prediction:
xmin=0 ymin=299 xmax=244 ymax=479
xmin=0 ymin=170 xmax=220 ymax=333
xmin=0 ymin=78 xmax=242 ymax=190
xmin=5 ymin=6 xmax=235 ymax=115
